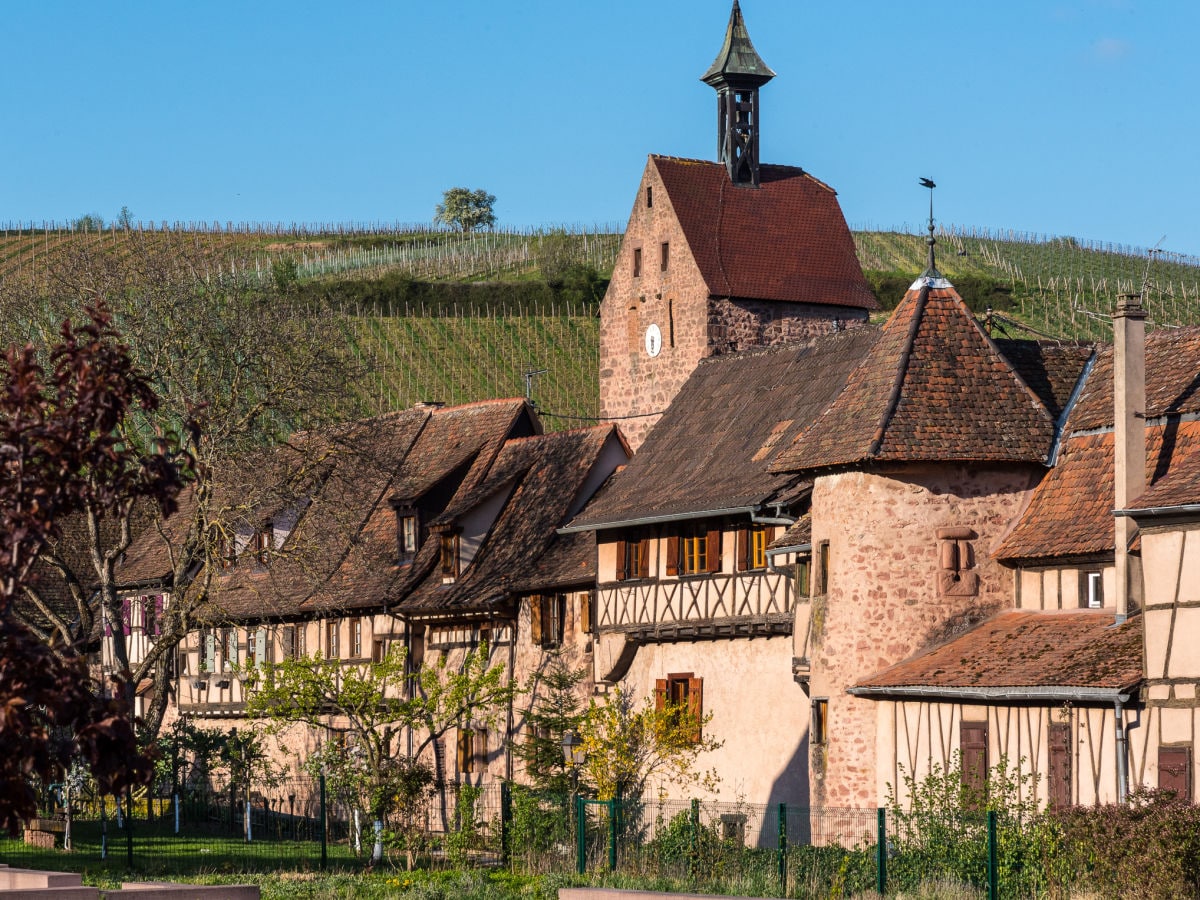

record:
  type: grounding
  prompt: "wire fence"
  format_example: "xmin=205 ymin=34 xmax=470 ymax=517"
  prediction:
xmin=0 ymin=780 xmax=1047 ymax=896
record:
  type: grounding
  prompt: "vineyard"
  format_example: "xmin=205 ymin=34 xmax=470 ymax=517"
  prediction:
xmin=2 ymin=221 xmax=1200 ymax=428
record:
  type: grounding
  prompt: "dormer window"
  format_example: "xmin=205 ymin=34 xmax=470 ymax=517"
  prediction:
xmin=394 ymin=505 xmax=421 ymax=564
xmin=255 ymin=521 xmax=274 ymax=566
xmin=440 ymin=530 xmax=461 ymax=582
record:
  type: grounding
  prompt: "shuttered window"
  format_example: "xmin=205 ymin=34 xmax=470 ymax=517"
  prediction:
xmin=1160 ymin=746 xmax=1192 ymax=800
xmin=679 ymin=526 xmax=720 ymax=575
xmin=615 ymin=538 xmax=651 ymax=581
xmin=811 ymin=699 xmax=828 ymax=745
xmin=961 ymin=721 xmax=989 ymax=798
xmin=737 ymin=525 xmax=775 ymax=571
xmin=457 ymin=728 xmax=488 ymax=775
xmin=656 ymin=673 xmax=703 ymax=743
xmin=530 ymin=595 xmax=565 ymax=649
xmin=1048 ymin=722 xmax=1071 ymax=809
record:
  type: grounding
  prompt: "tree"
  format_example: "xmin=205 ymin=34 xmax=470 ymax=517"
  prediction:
xmin=0 ymin=304 xmax=183 ymax=831
xmin=578 ymin=686 xmax=721 ymax=802
xmin=512 ymin=653 xmax=589 ymax=795
xmin=2 ymin=234 xmax=362 ymax=741
xmin=245 ymin=642 xmax=518 ymax=865
xmin=434 ymin=188 xmax=496 ymax=233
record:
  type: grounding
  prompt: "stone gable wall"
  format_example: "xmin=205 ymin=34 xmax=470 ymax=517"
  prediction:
xmin=807 ymin=464 xmax=1040 ymax=806
xmin=707 ymin=297 xmax=866 ymax=356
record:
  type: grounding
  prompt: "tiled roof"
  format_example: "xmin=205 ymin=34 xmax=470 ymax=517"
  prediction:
xmin=1065 ymin=326 xmax=1200 ymax=432
xmin=991 ymin=339 xmax=1095 ymax=423
xmin=772 ymin=280 xmax=1065 ymax=473
xmin=568 ymin=327 xmax=878 ymax=529
xmin=852 ymin=610 xmax=1143 ymax=695
xmin=396 ymin=426 xmax=622 ymax=615
xmin=1127 ymin=445 xmax=1200 ymax=511
xmin=652 ymin=156 xmax=877 ymax=310
xmin=768 ymin=514 xmax=811 ymax=550
xmin=995 ymin=421 xmax=1200 ymax=561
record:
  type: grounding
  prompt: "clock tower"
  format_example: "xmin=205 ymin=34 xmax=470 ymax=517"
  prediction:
xmin=598 ymin=3 xmax=876 ymax=451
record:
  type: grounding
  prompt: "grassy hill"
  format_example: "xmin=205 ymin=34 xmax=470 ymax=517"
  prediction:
xmin=2 ymin=222 xmax=1198 ymax=429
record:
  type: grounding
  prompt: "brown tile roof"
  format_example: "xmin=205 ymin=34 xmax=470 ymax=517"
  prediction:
xmin=1066 ymin=326 xmax=1200 ymax=432
xmin=1127 ymin=444 xmax=1200 ymax=511
xmin=396 ymin=426 xmax=623 ymax=616
xmin=652 ymin=156 xmax=877 ymax=310
xmin=772 ymin=280 xmax=1064 ymax=473
xmin=991 ymin=339 xmax=1095 ymax=423
xmin=568 ymin=327 xmax=878 ymax=529
xmin=768 ymin=514 xmax=811 ymax=550
xmin=995 ymin=421 xmax=1200 ymax=561
xmin=851 ymin=610 xmax=1143 ymax=696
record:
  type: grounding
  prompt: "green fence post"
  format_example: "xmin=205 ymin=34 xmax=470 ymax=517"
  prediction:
xmin=777 ymin=802 xmax=788 ymax=896
xmin=689 ymin=798 xmax=699 ymax=877
xmin=125 ymin=787 xmax=134 ymax=869
xmin=876 ymin=807 xmax=887 ymax=896
xmin=319 ymin=773 xmax=328 ymax=870
xmin=500 ymin=782 xmax=512 ymax=867
xmin=607 ymin=799 xmax=617 ymax=872
xmin=576 ymin=796 xmax=586 ymax=875
xmin=987 ymin=809 xmax=998 ymax=900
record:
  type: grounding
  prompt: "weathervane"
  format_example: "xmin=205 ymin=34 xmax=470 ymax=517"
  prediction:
xmin=919 ymin=177 xmax=939 ymax=276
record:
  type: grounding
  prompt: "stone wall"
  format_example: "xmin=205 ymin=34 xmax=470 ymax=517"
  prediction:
xmin=807 ymin=464 xmax=1042 ymax=806
xmin=707 ymin=297 xmax=866 ymax=356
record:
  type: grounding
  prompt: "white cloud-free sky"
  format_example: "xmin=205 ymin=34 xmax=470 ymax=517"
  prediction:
xmin=2 ymin=1 xmax=1195 ymax=254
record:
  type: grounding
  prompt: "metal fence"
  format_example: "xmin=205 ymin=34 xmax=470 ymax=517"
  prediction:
xmin=0 ymin=782 xmax=1034 ymax=896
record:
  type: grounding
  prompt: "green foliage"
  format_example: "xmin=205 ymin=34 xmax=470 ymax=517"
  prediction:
xmin=1052 ymin=787 xmax=1200 ymax=899
xmin=153 ymin=719 xmax=227 ymax=794
xmin=445 ymin=784 xmax=486 ymax=867
xmin=513 ymin=655 xmax=589 ymax=795
xmin=435 ymin=188 xmax=497 ymax=233
xmin=507 ymin=785 xmax=574 ymax=872
xmin=71 ymin=212 xmax=105 ymax=232
xmin=272 ymin=256 xmax=299 ymax=293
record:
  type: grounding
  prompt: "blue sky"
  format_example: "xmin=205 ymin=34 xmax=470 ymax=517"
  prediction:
xmin=3 ymin=1 xmax=1196 ymax=255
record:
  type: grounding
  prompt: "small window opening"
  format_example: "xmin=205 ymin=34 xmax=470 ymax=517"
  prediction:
xmin=660 ymin=242 xmax=670 ymax=272
xmin=633 ymin=247 xmax=642 ymax=278
xmin=1081 ymin=571 xmax=1104 ymax=609
xmin=255 ymin=521 xmax=273 ymax=566
xmin=440 ymin=532 xmax=461 ymax=581
xmin=326 ymin=621 xmax=340 ymax=659
xmin=816 ymin=541 xmax=830 ymax=595
xmin=646 ymin=186 xmax=653 ymax=208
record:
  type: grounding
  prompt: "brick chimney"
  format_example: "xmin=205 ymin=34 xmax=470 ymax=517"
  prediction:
xmin=1113 ymin=292 xmax=1147 ymax=623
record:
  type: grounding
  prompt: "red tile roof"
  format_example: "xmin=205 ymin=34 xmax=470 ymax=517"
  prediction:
xmin=995 ymin=421 xmax=1200 ymax=561
xmin=852 ymin=610 xmax=1143 ymax=696
xmin=1127 ymin=444 xmax=1200 ymax=511
xmin=652 ymin=156 xmax=877 ymax=310
xmin=772 ymin=280 xmax=1064 ymax=473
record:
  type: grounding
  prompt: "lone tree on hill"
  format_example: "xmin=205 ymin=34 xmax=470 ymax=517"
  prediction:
xmin=434 ymin=187 xmax=496 ymax=233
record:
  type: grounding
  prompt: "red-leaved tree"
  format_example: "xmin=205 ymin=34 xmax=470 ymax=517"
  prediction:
xmin=0 ymin=304 xmax=191 ymax=832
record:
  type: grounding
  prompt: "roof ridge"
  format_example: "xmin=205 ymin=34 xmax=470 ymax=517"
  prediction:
xmin=868 ymin=287 xmax=929 ymax=458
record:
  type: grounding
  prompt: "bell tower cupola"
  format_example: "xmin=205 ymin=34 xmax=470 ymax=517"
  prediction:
xmin=701 ymin=1 xmax=775 ymax=187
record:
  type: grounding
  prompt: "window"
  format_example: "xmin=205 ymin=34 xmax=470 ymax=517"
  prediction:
xmin=1159 ymin=745 xmax=1192 ymax=801
xmin=530 ymin=594 xmax=565 ymax=649
xmin=667 ymin=527 xmax=719 ymax=576
xmin=222 ymin=628 xmax=238 ymax=671
xmin=396 ymin=507 xmax=420 ymax=563
xmin=282 ymin=625 xmax=297 ymax=660
xmin=440 ymin=532 xmax=460 ymax=581
xmin=720 ymin=813 xmax=747 ymax=845
xmin=372 ymin=638 xmax=387 ymax=663
xmin=937 ymin=527 xmax=979 ymax=597
xmin=326 ymin=620 xmax=340 ymax=659
xmin=255 ymin=521 xmax=273 ymax=566
xmin=217 ymin=532 xmax=236 ymax=570
xmin=660 ymin=241 xmax=670 ymax=272
xmin=1048 ymin=722 xmax=1071 ymax=809
xmin=656 ymin=673 xmax=703 ymax=743
xmin=961 ymin=720 xmax=989 ymax=798
xmin=633 ymin=247 xmax=642 ymax=278
xmin=297 ymin=625 xmax=307 ymax=658
xmin=578 ymin=593 xmax=593 ymax=635
xmin=811 ymin=698 xmax=828 ymax=745
xmin=736 ymin=524 xmax=774 ymax=571
xmin=353 ymin=618 xmax=363 ymax=658
xmin=796 ymin=557 xmax=811 ymax=597
xmin=646 ymin=186 xmax=653 ymax=208
xmin=1080 ymin=571 xmax=1104 ymax=609
xmin=457 ymin=727 xmax=488 ymax=775
xmin=615 ymin=537 xmax=650 ymax=581
xmin=247 ymin=628 xmax=257 ymax=664
xmin=142 ymin=595 xmax=163 ymax=637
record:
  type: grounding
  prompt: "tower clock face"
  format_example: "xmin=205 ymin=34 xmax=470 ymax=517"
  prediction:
xmin=645 ymin=323 xmax=662 ymax=358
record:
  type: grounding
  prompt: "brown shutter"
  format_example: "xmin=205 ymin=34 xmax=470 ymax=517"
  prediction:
xmin=736 ymin=528 xmax=749 ymax=572
xmin=457 ymin=729 xmax=471 ymax=774
xmin=530 ymin=595 xmax=543 ymax=645
xmin=655 ymin=679 xmax=668 ymax=711
xmin=615 ymin=540 xmax=627 ymax=581
xmin=579 ymin=593 xmax=591 ymax=634
xmin=666 ymin=537 xmax=679 ymax=576
xmin=475 ymin=728 xmax=489 ymax=773
xmin=961 ymin=721 xmax=989 ymax=799
xmin=638 ymin=539 xmax=650 ymax=578
xmin=1160 ymin=746 xmax=1192 ymax=800
xmin=687 ymin=677 xmax=703 ymax=742
xmin=1048 ymin=723 xmax=1072 ymax=809
xmin=706 ymin=527 xmax=721 ymax=573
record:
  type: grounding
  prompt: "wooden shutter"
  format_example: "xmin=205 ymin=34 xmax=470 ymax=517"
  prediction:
xmin=637 ymin=540 xmax=650 ymax=578
xmin=736 ymin=528 xmax=750 ymax=572
xmin=255 ymin=627 xmax=268 ymax=666
xmin=615 ymin=540 xmax=627 ymax=581
xmin=706 ymin=527 xmax=721 ymax=573
xmin=961 ymin=721 xmax=989 ymax=798
xmin=457 ymin=729 xmax=472 ymax=774
xmin=1048 ymin=723 xmax=1072 ymax=809
xmin=655 ymin=679 xmax=668 ymax=711
xmin=687 ymin=677 xmax=704 ymax=742
xmin=1160 ymin=746 xmax=1192 ymax=800
xmin=203 ymin=631 xmax=216 ymax=672
xmin=530 ymin=595 xmax=543 ymax=645
xmin=666 ymin=537 xmax=679 ymax=576
xmin=579 ymin=593 xmax=591 ymax=634
xmin=474 ymin=728 xmax=489 ymax=772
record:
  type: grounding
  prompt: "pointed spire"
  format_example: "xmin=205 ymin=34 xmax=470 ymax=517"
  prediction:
xmin=912 ymin=177 xmax=950 ymax=290
xmin=701 ymin=1 xmax=776 ymax=88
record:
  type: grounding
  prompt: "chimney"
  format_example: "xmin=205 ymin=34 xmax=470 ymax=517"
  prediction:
xmin=1113 ymin=292 xmax=1147 ymax=623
